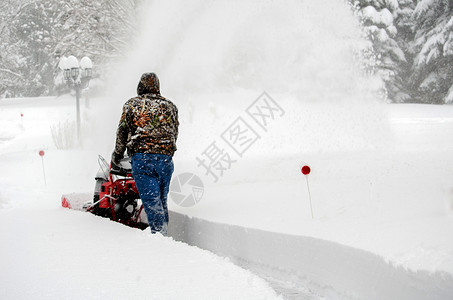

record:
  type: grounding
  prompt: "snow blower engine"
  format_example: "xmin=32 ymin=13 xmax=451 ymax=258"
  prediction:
xmin=61 ymin=155 xmax=148 ymax=230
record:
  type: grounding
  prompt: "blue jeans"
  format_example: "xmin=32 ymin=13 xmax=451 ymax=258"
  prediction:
xmin=131 ymin=153 xmax=174 ymax=235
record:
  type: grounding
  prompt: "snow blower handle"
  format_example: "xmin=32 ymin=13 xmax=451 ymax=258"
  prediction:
xmin=109 ymin=160 xmax=115 ymax=183
xmin=110 ymin=159 xmax=130 ymax=177
xmin=110 ymin=160 xmax=118 ymax=174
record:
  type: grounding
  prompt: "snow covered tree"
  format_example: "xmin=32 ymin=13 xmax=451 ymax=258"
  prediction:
xmin=54 ymin=0 xmax=140 ymax=64
xmin=351 ymin=0 xmax=453 ymax=104
xmin=6 ymin=1 xmax=60 ymax=97
xmin=410 ymin=0 xmax=453 ymax=104
xmin=0 ymin=0 xmax=143 ymax=98
xmin=350 ymin=0 xmax=414 ymax=102
xmin=391 ymin=0 xmax=417 ymax=102
xmin=0 ymin=1 xmax=56 ymax=97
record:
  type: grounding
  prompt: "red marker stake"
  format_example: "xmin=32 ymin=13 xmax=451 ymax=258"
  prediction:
xmin=301 ymin=165 xmax=314 ymax=219
xmin=39 ymin=150 xmax=47 ymax=187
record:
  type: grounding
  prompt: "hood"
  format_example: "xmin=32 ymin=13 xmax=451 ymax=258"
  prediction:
xmin=137 ymin=72 xmax=160 ymax=95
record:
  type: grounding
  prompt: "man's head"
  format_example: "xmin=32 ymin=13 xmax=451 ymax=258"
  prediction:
xmin=137 ymin=72 xmax=160 ymax=95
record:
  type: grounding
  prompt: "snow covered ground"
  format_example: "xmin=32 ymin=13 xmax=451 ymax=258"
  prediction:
xmin=0 ymin=96 xmax=282 ymax=300
xmin=1 ymin=95 xmax=452 ymax=299
xmin=171 ymin=98 xmax=453 ymax=275
xmin=170 ymin=95 xmax=453 ymax=299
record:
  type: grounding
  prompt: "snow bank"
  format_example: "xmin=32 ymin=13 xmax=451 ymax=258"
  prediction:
xmin=169 ymin=211 xmax=453 ymax=300
xmin=0 ymin=206 xmax=280 ymax=300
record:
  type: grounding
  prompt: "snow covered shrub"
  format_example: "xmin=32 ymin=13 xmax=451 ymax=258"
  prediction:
xmin=51 ymin=120 xmax=76 ymax=149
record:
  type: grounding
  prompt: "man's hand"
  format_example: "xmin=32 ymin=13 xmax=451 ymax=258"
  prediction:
xmin=111 ymin=152 xmax=123 ymax=167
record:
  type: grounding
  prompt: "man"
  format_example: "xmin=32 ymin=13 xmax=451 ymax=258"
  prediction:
xmin=112 ymin=72 xmax=179 ymax=235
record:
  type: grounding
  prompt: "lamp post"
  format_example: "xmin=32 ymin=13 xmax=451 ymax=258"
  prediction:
xmin=58 ymin=55 xmax=93 ymax=140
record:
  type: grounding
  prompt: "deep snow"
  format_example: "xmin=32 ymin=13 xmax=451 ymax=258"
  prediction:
xmin=171 ymin=97 xmax=453 ymax=276
xmin=1 ymin=95 xmax=453 ymax=299
xmin=0 ymin=96 xmax=282 ymax=300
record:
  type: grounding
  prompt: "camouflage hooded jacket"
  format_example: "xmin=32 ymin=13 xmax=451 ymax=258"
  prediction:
xmin=113 ymin=73 xmax=179 ymax=162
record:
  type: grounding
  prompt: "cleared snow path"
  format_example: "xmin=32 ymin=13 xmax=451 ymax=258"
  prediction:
xmin=169 ymin=211 xmax=453 ymax=300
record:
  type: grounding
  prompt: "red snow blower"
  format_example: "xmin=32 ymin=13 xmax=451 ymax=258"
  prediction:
xmin=61 ymin=155 xmax=149 ymax=230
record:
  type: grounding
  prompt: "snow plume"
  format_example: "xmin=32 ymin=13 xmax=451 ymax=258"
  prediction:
xmin=94 ymin=0 xmax=388 ymax=157
xmin=107 ymin=0 xmax=383 ymax=101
